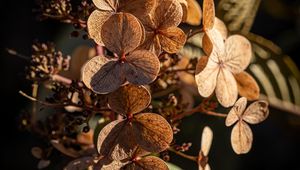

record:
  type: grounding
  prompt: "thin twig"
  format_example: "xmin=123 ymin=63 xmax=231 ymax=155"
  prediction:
xmin=168 ymin=147 xmax=197 ymax=162
xmin=6 ymin=48 xmax=29 ymax=60
xmin=19 ymin=90 xmax=109 ymax=112
xmin=203 ymin=110 xmax=227 ymax=118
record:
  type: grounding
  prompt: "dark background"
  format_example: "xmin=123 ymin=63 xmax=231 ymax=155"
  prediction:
xmin=0 ymin=0 xmax=300 ymax=169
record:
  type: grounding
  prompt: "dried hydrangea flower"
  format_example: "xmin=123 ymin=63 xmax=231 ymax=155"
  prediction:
xmin=198 ymin=126 xmax=213 ymax=170
xmin=195 ymin=29 xmax=252 ymax=107
xmin=140 ymin=0 xmax=187 ymax=55
xmin=83 ymin=13 xmax=160 ymax=94
xmin=88 ymin=0 xmax=156 ymax=45
xmin=96 ymin=85 xmax=173 ymax=161
xmin=226 ymin=97 xmax=269 ymax=154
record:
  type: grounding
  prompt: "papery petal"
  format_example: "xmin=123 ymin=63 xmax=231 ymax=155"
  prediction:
xmin=87 ymin=10 xmax=112 ymax=46
xmin=125 ymin=50 xmax=160 ymax=85
xmin=231 ymin=121 xmax=253 ymax=154
xmin=101 ymin=12 xmax=143 ymax=55
xmin=215 ymin=68 xmax=238 ymax=107
xmin=234 ymin=71 xmax=260 ymax=101
xmin=203 ymin=0 xmax=215 ymax=31
xmin=226 ymin=97 xmax=247 ymax=126
xmin=93 ymin=0 xmax=116 ymax=11
xmin=243 ymin=100 xmax=269 ymax=124
xmin=195 ymin=59 xmax=219 ymax=97
xmin=158 ymin=27 xmax=186 ymax=54
xmin=224 ymin=35 xmax=252 ymax=73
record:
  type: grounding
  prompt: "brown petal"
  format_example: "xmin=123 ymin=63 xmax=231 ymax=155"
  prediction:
xmin=93 ymin=0 xmax=117 ymax=11
xmin=201 ymin=126 xmax=213 ymax=156
xmin=234 ymin=71 xmax=260 ymax=101
xmin=224 ymin=35 xmax=252 ymax=74
xmin=118 ymin=0 xmax=156 ymax=19
xmin=38 ymin=160 xmax=51 ymax=169
xmin=226 ymin=97 xmax=247 ymax=126
xmin=242 ymin=100 xmax=269 ymax=124
xmin=97 ymin=120 xmax=138 ymax=161
xmin=101 ymin=12 xmax=143 ymax=55
xmin=215 ymin=68 xmax=238 ymax=107
xmin=87 ymin=10 xmax=112 ymax=46
xmin=125 ymin=50 xmax=160 ymax=85
xmin=132 ymin=113 xmax=173 ymax=153
xmin=123 ymin=156 xmax=168 ymax=170
xmin=108 ymin=84 xmax=151 ymax=115
xmin=203 ymin=0 xmax=215 ymax=31
xmin=195 ymin=56 xmax=209 ymax=74
xmin=186 ymin=0 xmax=202 ymax=26
xmin=231 ymin=121 xmax=253 ymax=154
xmin=195 ymin=59 xmax=219 ymax=97
xmin=158 ymin=27 xmax=186 ymax=54
xmin=152 ymin=0 xmax=183 ymax=29
xmin=82 ymin=56 xmax=125 ymax=94
xmin=64 ymin=157 xmax=93 ymax=170
xmin=139 ymin=31 xmax=162 ymax=56
xmin=178 ymin=0 xmax=188 ymax=22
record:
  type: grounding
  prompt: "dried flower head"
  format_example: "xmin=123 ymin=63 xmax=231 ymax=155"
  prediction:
xmin=196 ymin=29 xmax=252 ymax=107
xmin=83 ymin=13 xmax=160 ymax=94
xmin=88 ymin=0 xmax=156 ymax=45
xmin=226 ymin=97 xmax=269 ymax=154
xmin=140 ymin=0 xmax=187 ymax=55
xmin=96 ymin=85 xmax=173 ymax=161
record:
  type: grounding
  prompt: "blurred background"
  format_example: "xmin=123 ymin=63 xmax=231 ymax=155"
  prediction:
xmin=0 ymin=0 xmax=300 ymax=169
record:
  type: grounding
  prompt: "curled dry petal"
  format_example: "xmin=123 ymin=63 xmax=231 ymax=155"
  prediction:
xmin=123 ymin=156 xmax=168 ymax=170
xmin=224 ymin=35 xmax=252 ymax=74
xmin=234 ymin=71 xmax=260 ymax=101
xmin=186 ymin=0 xmax=202 ymax=26
xmin=93 ymin=0 xmax=116 ymax=11
xmin=203 ymin=0 xmax=215 ymax=31
xmin=195 ymin=59 xmax=219 ymax=98
xmin=201 ymin=126 xmax=213 ymax=156
xmin=151 ymin=0 xmax=183 ymax=29
xmin=132 ymin=113 xmax=173 ymax=153
xmin=226 ymin=97 xmax=247 ymax=126
xmin=215 ymin=68 xmax=238 ymax=107
xmin=64 ymin=156 xmax=94 ymax=170
xmin=243 ymin=100 xmax=269 ymax=124
xmin=87 ymin=10 xmax=112 ymax=46
xmin=97 ymin=120 xmax=138 ymax=161
xmin=178 ymin=0 xmax=188 ymax=22
xmin=158 ymin=27 xmax=186 ymax=54
xmin=124 ymin=50 xmax=160 ymax=85
xmin=108 ymin=84 xmax=151 ymax=115
xmin=231 ymin=121 xmax=253 ymax=154
xmin=82 ymin=56 xmax=125 ymax=94
xmin=101 ymin=12 xmax=143 ymax=55
xmin=195 ymin=56 xmax=209 ymax=74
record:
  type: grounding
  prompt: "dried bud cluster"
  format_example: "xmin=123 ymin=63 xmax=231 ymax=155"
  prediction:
xmin=27 ymin=42 xmax=70 ymax=81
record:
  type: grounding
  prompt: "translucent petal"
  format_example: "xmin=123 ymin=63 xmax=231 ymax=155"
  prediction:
xmin=231 ymin=121 xmax=253 ymax=154
xmin=226 ymin=97 xmax=247 ymax=126
xmin=224 ymin=35 xmax=252 ymax=73
xmin=158 ymin=27 xmax=186 ymax=54
xmin=125 ymin=50 xmax=160 ymax=85
xmin=93 ymin=0 xmax=116 ymax=11
xmin=243 ymin=100 xmax=269 ymax=124
xmin=87 ymin=10 xmax=112 ymax=46
xmin=215 ymin=68 xmax=238 ymax=107
xmin=195 ymin=59 xmax=219 ymax=97
xmin=101 ymin=12 xmax=143 ymax=55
